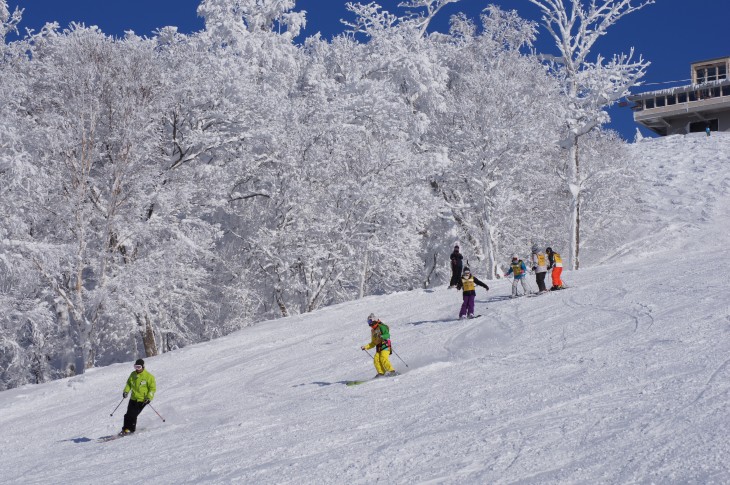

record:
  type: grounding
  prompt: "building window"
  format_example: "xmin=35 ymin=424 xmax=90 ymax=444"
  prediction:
xmin=696 ymin=68 xmax=706 ymax=83
xmin=723 ymin=85 xmax=730 ymax=96
xmin=656 ymin=96 xmax=666 ymax=107
xmin=666 ymin=94 xmax=676 ymax=105
xmin=689 ymin=119 xmax=718 ymax=133
xmin=678 ymin=92 xmax=688 ymax=103
xmin=712 ymin=87 xmax=721 ymax=97
xmin=646 ymin=98 xmax=655 ymax=109
xmin=696 ymin=63 xmax=728 ymax=83
xmin=689 ymin=91 xmax=698 ymax=101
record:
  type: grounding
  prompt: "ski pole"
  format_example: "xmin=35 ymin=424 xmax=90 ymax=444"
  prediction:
xmin=362 ymin=348 xmax=374 ymax=359
xmin=391 ymin=349 xmax=410 ymax=368
xmin=110 ymin=397 xmax=126 ymax=417
xmin=147 ymin=402 xmax=166 ymax=422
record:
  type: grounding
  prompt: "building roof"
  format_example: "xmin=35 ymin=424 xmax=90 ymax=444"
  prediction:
xmin=690 ymin=56 xmax=730 ymax=66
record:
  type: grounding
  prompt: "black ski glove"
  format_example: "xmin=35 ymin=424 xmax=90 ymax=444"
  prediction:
xmin=143 ymin=399 xmax=151 ymax=405
xmin=123 ymin=392 xmax=128 ymax=398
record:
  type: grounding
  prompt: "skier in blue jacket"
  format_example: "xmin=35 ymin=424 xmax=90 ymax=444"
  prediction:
xmin=505 ymin=255 xmax=529 ymax=298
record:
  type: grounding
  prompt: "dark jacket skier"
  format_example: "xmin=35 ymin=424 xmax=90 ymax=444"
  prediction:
xmin=449 ymin=244 xmax=463 ymax=288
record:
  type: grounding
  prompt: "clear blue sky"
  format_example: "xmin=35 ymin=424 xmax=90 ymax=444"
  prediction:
xmin=7 ymin=0 xmax=728 ymax=140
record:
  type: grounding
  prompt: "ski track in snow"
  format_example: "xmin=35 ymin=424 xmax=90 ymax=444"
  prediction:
xmin=2 ymin=133 xmax=730 ymax=483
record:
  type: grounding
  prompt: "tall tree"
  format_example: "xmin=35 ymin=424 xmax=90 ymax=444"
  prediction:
xmin=427 ymin=7 xmax=565 ymax=277
xmin=528 ymin=0 xmax=653 ymax=269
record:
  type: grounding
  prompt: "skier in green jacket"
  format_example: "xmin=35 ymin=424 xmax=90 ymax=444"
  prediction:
xmin=361 ymin=313 xmax=397 ymax=378
xmin=120 ymin=359 xmax=156 ymax=435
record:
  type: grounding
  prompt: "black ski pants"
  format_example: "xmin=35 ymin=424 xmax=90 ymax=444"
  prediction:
xmin=450 ymin=264 xmax=462 ymax=287
xmin=123 ymin=400 xmax=147 ymax=432
xmin=535 ymin=271 xmax=547 ymax=292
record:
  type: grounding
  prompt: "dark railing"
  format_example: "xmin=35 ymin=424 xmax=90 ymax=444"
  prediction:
xmin=629 ymin=79 xmax=730 ymax=112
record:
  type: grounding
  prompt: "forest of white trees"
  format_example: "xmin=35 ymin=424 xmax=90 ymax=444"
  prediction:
xmin=0 ymin=0 xmax=648 ymax=390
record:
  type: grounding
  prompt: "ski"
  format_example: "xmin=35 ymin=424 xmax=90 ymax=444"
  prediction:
xmin=346 ymin=373 xmax=399 ymax=386
xmin=98 ymin=434 xmax=127 ymax=443
xmin=451 ymin=314 xmax=482 ymax=320
xmin=345 ymin=379 xmax=371 ymax=386
xmin=526 ymin=287 xmax=569 ymax=297
xmin=98 ymin=429 xmax=143 ymax=442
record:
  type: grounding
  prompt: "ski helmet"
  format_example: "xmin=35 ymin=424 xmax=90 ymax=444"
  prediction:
xmin=531 ymin=244 xmax=539 ymax=253
xmin=511 ymin=254 xmax=518 ymax=260
xmin=462 ymin=266 xmax=471 ymax=275
xmin=367 ymin=313 xmax=377 ymax=325
xmin=546 ymin=247 xmax=553 ymax=254
xmin=134 ymin=358 xmax=144 ymax=367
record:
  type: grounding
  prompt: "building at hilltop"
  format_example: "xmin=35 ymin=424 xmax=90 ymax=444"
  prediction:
xmin=628 ymin=56 xmax=730 ymax=136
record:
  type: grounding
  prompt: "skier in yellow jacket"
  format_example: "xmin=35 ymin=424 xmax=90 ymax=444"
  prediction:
xmin=120 ymin=358 xmax=156 ymax=435
xmin=546 ymin=247 xmax=565 ymax=290
xmin=456 ymin=266 xmax=489 ymax=318
xmin=531 ymin=245 xmax=549 ymax=293
xmin=361 ymin=313 xmax=396 ymax=378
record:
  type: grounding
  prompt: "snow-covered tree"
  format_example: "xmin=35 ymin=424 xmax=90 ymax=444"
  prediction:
xmin=0 ymin=0 xmax=647 ymax=390
xmin=197 ymin=0 xmax=305 ymax=45
xmin=567 ymin=129 xmax=639 ymax=264
xmin=8 ymin=26 xmax=226 ymax=373
xmin=528 ymin=0 xmax=653 ymax=269
xmin=426 ymin=7 xmax=565 ymax=277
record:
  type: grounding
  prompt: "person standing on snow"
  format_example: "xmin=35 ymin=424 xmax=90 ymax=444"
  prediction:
xmin=449 ymin=244 xmax=463 ymax=288
xmin=361 ymin=314 xmax=397 ymax=378
xmin=531 ymin=245 xmax=548 ymax=293
xmin=120 ymin=358 xmax=156 ymax=435
xmin=546 ymin=247 xmax=565 ymax=290
xmin=505 ymin=255 xmax=529 ymax=298
xmin=456 ymin=266 xmax=489 ymax=319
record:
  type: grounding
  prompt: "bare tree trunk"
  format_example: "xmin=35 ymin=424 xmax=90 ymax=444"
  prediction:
xmin=482 ymin=196 xmax=497 ymax=278
xmin=358 ymin=251 xmax=370 ymax=299
xmin=567 ymin=137 xmax=582 ymax=270
xmin=452 ymin=209 xmax=485 ymax=270
xmin=275 ymin=288 xmax=289 ymax=317
xmin=141 ymin=314 xmax=159 ymax=357
xmin=423 ymin=252 xmax=438 ymax=288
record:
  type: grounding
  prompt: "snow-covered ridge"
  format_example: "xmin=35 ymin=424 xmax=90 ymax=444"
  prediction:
xmin=1 ymin=133 xmax=729 ymax=483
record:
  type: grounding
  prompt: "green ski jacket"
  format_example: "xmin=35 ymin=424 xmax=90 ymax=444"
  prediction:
xmin=123 ymin=369 xmax=156 ymax=403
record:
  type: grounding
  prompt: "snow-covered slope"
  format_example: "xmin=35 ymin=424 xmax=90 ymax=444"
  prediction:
xmin=2 ymin=133 xmax=729 ymax=484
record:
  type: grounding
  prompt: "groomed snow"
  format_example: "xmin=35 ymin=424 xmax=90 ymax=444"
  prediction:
xmin=1 ymin=133 xmax=729 ymax=484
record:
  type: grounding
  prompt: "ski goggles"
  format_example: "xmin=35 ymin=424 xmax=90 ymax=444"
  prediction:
xmin=134 ymin=365 xmax=143 ymax=370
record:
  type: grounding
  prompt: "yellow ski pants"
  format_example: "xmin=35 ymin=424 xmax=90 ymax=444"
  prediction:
xmin=373 ymin=349 xmax=395 ymax=375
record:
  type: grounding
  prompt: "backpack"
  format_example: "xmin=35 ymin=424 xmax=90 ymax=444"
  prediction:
xmin=377 ymin=323 xmax=392 ymax=352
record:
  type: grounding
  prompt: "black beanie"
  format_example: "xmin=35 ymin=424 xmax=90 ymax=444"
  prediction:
xmin=135 ymin=359 xmax=145 ymax=367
